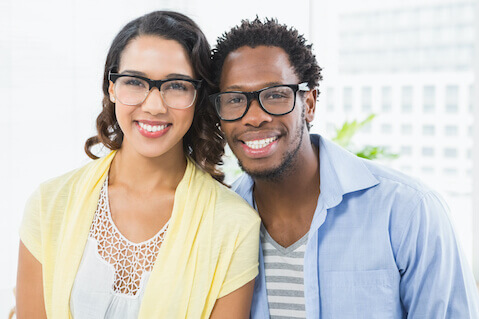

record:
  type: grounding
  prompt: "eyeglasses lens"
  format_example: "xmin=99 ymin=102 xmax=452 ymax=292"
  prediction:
xmin=216 ymin=86 xmax=295 ymax=120
xmin=115 ymin=76 xmax=197 ymax=108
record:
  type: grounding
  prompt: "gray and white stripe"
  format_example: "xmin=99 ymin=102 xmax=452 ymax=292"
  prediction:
xmin=261 ymin=224 xmax=308 ymax=319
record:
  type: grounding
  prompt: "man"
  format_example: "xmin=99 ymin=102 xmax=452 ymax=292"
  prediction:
xmin=210 ymin=18 xmax=479 ymax=318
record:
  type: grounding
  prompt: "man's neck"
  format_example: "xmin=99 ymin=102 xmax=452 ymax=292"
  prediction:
xmin=253 ymin=138 xmax=320 ymax=247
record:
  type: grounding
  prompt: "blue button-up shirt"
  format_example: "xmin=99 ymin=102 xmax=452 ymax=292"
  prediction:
xmin=233 ymin=134 xmax=479 ymax=318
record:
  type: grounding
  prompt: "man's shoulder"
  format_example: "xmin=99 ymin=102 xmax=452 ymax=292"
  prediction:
xmin=362 ymin=159 xmax=432 ymax=196
xmin=318 ymin=135 xmax=439 ymax=214
xmin=230 ymin=173 xmax=254 ymax=200
xmin=318 ymin=135 xmax=430 ymax=196
xmin=357 ymin=159 xmax=450 ymax=232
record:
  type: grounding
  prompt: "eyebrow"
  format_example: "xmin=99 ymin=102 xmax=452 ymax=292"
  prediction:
xmin=120 ymin=70 xmax=195 ymax=80
xmin=224 ymin=82 xmax=284 ymax=91
xmin=120 ymin=70 xmax=147 ymax=77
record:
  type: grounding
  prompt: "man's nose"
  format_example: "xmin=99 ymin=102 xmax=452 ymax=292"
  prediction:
xmin=240 ymin=98 xmax=273 ymax=127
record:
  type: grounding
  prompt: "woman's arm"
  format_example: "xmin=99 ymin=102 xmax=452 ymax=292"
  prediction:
xmin=16 ymin=240 xmax=47 ymax=319
xmin=210 ymin=279 xmax=255 ymax=319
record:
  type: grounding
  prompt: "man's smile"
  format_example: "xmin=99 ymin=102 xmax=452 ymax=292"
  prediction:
xmin=242 ymin=137 xmax=278 ymax=150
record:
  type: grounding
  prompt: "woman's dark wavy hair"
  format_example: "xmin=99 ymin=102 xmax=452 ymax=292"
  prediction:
xmin=85 ymin=11 xmax=225 ymax=182
xmin=211 ymin=16 xmax=322 ymax=94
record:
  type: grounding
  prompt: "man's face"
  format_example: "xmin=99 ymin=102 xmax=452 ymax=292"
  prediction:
xmin=219 ymin=46 xmax=314 ymax=180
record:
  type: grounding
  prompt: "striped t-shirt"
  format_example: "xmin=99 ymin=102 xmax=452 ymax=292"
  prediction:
xmin=260 ymin=224 xmax=308 ymax=319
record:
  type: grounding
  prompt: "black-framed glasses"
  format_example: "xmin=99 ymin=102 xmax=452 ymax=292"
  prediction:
xmin=109 ymin=72 xmax=202 ymax=109
xmin=209 ymin=83 xmax=310 ymax=121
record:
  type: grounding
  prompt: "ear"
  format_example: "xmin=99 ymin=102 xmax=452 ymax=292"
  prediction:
xmin=304 ymin=89 xmax=317 ymax=123
xmin=108 ymin=82 xmax=116 ymax=103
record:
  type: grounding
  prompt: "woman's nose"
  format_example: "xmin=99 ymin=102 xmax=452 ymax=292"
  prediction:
xmin=141 ymin=88 xmax=168 ymax=115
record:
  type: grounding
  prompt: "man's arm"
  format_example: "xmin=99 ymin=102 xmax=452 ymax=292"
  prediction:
xmin=396 ymin=192 xmax=479 ymax=317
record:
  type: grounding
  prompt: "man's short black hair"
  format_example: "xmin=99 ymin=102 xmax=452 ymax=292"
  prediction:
xmin=211 ymin=17 xmax=322 ymax=90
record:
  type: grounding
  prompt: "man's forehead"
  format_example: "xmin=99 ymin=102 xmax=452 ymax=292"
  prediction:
xmin=220 ymin=45 xmax=298 ymax=91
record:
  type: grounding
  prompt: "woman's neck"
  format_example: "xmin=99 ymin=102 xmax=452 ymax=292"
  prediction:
xmin=108 ymin=144 xmax=187 ymax=192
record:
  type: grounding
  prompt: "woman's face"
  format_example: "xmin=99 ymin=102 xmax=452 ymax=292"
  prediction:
xmin=109 ymin=35 xmax=196 ymax=160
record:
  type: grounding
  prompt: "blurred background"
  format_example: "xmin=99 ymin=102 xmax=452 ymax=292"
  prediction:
xmin=1 ymin=0 xmax=478 ymax=314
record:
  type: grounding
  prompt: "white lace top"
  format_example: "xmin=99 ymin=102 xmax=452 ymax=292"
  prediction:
xmin=70 ymin=177 xmax=169 ymax=318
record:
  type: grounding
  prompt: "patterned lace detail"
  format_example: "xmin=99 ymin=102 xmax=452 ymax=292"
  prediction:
xmin=89 ymin=177 xmax=169 ymax=296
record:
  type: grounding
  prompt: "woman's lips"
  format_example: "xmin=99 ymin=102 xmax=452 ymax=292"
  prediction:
xmin=136 ymin=121 xmax=171 ymax=138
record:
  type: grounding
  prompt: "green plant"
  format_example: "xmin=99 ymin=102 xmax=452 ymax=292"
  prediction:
xmin=332 ymin=114 xmax=399 ymax=160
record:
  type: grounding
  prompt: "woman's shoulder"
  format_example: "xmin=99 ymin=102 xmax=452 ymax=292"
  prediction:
xmin=212 ymin=181 xmax=260 ymax=226
xmin=35 ymin=153 xmax=113 ymax=200
xmin=38 ymin=160 xmax=99 ymax=192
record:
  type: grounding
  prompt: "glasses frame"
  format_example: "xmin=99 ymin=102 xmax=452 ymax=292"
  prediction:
xmin=109 ymin=72 xmax=202 ymax=109
xmin=209 ymin=82 xmax=310 ymax=121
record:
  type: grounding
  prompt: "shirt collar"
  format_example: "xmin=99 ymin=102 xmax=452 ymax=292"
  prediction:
xmin=313 ymin=134 xmax=379 ymax=209
xmin=231 ymin=134 xmax=380 ymax=210
xmin=231 ymin=173 xmax=255 ymax=206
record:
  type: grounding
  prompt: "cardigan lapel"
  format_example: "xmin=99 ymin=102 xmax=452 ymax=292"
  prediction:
xmin=138 ymin=158 xmax=217 ymax=318
xmin=50 ymin=151 xmax=115 ymax=318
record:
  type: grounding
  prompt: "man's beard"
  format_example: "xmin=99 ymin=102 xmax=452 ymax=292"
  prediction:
xmin=239 ymin=117 xmax=306 ymax=182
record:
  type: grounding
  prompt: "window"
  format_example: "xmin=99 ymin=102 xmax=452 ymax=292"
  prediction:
xmin=444 ymin=125 xmax=458 ymax=136
xmin=401 ymin=124 xmax=413 ymax=135
xmin=401 ymin=145 xmax=412 ymax=155
xmin=381 ymin=86 xmax=392 ymax=112
xmin=362 ymin=122 xmax=372 ymax=133
xmin=444 ymin=148 xmax=458 ymax=158
xmin=381 ymin=124 xmax=392 ymax=134
xmin=456 ymin=25 xmax=474 ymax=43
xmin=444 ymin=168 xmax=458 ymax=175
xmin=421 ymin=166 xmax=434 ymax=174
xmin=445 ymin=85 xmax=459 ymax=113
xmin=361 ymin=86 xmax=372 ymax=112
xmin=343 ymin=87 xmax=353 ymax=112
xmin=422 ymin=147 xmax=435 ymax=156
xmin=423 ymin=85 xmax=435 ymax=113
xmin=401 ymin=86 xmax=413 ymax=113
xmin=422 ymin=125 xmax=435 ymax=135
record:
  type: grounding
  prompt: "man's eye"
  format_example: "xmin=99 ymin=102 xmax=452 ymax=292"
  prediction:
xmin=264 ymin=92 xmax=287 ymax=99
xmin=228 ymin=97 xmax=245 ymax=104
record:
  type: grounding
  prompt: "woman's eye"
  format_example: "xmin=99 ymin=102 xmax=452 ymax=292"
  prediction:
xmin=124 ymin=79 xmax=145 ymax=87
xmin=165 ymin=81 xmax=188 ymax=91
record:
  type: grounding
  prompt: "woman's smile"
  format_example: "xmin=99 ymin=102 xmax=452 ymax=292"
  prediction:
xmin=135 ymin=120 xmax=171 ymax=138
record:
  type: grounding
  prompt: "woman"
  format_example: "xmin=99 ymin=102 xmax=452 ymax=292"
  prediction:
xmin=16 ymin=11 xmax=260 ymax=318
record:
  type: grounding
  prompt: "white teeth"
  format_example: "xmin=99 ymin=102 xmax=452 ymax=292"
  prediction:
xmin=244 ymin=137 xmax=278 ymax=149
xmin=138 ymin=122 xmax=168 ymax=133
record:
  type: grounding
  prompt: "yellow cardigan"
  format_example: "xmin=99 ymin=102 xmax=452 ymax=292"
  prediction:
xmin=20 ymin=152 xmax=260 ymax=318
